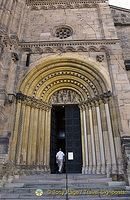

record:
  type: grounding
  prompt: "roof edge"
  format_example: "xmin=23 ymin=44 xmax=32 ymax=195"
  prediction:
xmin=110 ymin=5 xmax=130 ymax=13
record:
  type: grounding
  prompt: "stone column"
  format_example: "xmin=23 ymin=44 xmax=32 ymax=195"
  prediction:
xmin=39 ymin=109 xmax=46 ymax=166
xmin=46 ymin=109 xmax=51 ymax=170
xmin=92 ymin=103 xmax=101 ymax=174
xmin=43 ymin=110 xmax=47 ymax=167
xmin=16 ymin=103 xmax=26 ymax=164
xmin=0 ymin=0 xmax=15 ymax=29
xmin=27 ymin=107 xmax=34 ymax=165
xmin=100 ymin=101 xmax=111 ymax=177
xmin=105 ymin=102 xmax=117 ymax=174
xmin=89 ymin=104 xmax=96 ymax=174
xmin=83 ymin=107 xmax=89 ymax=174
xmin=109 ymin=98 xmax=124 ymax=175
xmin=86 ymin=105 xmax=92 ymax=174
xmin=43 ymin=109 xmax=51 ymax=171
xmin=96 ymin=104 xmax=106 ymax=174
xmin=37 ymin=108 xmax=41 ymax=165
xmin=21 ymin=104 xmax=31 ymax=164
xmin=79 ymin=106 xmax=86 ymax=174
xmin=31 ymin=107 xmax=39 ymax=165
xmin=9 ymin=100 xmax=21 ymax=162
xmin=0 ymin=0 xmax=7 ymax=21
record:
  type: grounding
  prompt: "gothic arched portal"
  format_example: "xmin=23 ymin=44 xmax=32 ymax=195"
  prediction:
xmin=9 ymin=53 xmax=123 ymax=176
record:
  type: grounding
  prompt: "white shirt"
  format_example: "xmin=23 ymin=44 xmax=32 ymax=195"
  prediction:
xmin=56 ymin=151 xmax=65 ymax=160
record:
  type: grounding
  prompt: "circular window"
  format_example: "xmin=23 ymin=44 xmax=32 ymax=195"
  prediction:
xmin=55 ymin=26 xmax=73 ymax=39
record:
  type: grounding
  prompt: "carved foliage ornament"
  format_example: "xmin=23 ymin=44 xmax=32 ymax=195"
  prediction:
xmin=96 ymin=55 xmax=104 ymax=62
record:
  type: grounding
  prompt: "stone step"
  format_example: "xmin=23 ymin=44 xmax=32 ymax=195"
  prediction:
xmin=0 ymin=186 xmax=129 ymax=199
xmin=15 ymin=177 xmax=112 ymax=182
xmin=0 ymin=174 xmax=128 ymax=200
xmin=14 ymin=179 xmax=112 ymax=185
xmin=0 ymin=185 xmax=127 ymax=192
xmin=15 ymin=174 xmax=108 ymax=180
xmin=0 ymin=191 xmax=130 ymax=200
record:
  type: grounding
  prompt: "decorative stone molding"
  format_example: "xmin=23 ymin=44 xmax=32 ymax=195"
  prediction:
xmin=96 ymin=55 xmax=104 ymax=62
xmin=20 ymin=39 xmax=119 ymax=48
xmin=0 ymin=29 xmax=10 ymax=50
xmin=20 ymin=39 xmax=119 ymax=54
xmin=26 ymin=0 xmax=107 ymax=10
xmin=10 ymin=35 xmax=19 ymax=50
xmin=11 ymin=52 xmax=19 ymax=62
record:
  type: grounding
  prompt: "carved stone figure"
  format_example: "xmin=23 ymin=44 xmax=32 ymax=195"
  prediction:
xmin=50 ymin=89 xmax=80 ymax=104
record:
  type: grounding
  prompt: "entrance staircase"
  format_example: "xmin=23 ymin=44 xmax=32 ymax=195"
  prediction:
xmin=0 ymin=174 xmax=130 ymax=199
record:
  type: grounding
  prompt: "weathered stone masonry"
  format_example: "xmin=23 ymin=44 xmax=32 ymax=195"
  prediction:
xmin=0 ymin=0 xmax=130 ymax=183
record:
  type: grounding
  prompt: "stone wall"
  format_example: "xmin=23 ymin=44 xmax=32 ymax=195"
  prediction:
xmin=21 ymin=7 xmax=102 ymax=41
xmin=111 ymin=6 xmax=130 ymax=80
xmin=0 ymin=1 xmax=130 ymax=172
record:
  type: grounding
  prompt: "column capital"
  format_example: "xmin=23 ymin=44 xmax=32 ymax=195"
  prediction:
xmin=80 ymin=91 xmax=112 ymax=108
xmin=78 ymin=104 xmax=85 ymax=111
xmin=16 ymin=92 xmax=52 ymax=110
xmin=93 ymin=99 xmax=100 ymax=107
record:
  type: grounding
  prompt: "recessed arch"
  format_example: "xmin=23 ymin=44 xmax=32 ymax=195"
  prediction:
xmin=43 ymin=84 xmax=88 ymax=102
xmin=19 ymin=53 xmax=111 ymax=102
xmin=11 ymin=53 xmax=123 ymax=176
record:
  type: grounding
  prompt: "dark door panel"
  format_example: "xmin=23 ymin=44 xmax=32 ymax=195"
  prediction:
xmin=65 ymin=105 xmax=82 ymax=173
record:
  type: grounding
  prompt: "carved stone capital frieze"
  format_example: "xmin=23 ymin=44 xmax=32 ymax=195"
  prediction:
xmin=80 ymin=90 xmax=112 ymax=107
xmin=16 ymin=92 xmax=52 ymax=110
xmin=0 ymin=29 xmax=19 ymax=51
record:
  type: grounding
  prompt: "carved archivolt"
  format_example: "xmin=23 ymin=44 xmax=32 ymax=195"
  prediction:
xmin=19 ymin=53 xmax=111 ymax=103
xmin=32 ymin=70 xmax=97 ymax=99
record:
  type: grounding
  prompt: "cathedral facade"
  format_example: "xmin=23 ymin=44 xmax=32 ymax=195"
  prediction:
xmin=0 ymin=0 xmax=130 ymax=183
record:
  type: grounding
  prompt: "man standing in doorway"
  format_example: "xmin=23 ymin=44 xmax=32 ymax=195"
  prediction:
xmin=56 ymin=148 xmax=65 ymax=173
